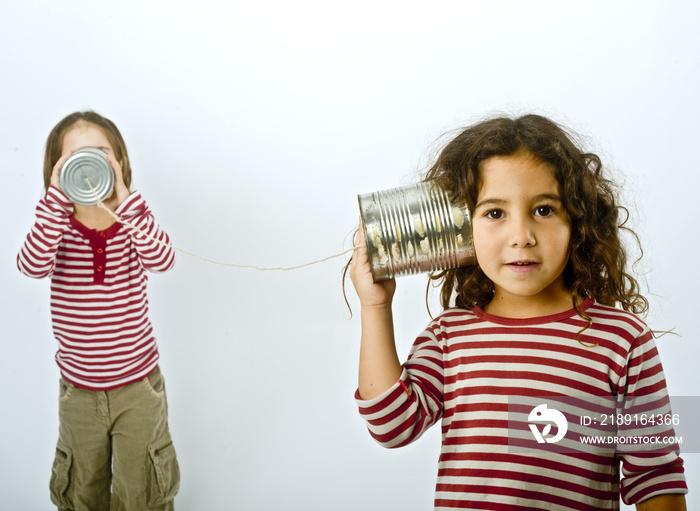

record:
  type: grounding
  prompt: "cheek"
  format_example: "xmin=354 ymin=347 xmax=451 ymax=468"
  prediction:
xmin=471 ymin=222 xmax=486 ymax=253
xmin=471 ymin=222 xmax=498 ymax=262
xmin=548 ymin=225 xmax=572 ymax=261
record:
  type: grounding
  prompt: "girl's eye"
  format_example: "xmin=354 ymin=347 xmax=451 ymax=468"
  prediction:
xmin=534 ymin=205 xmax=555 ymax=217
xmin=485 ymin=209 xmax=505 ymax=220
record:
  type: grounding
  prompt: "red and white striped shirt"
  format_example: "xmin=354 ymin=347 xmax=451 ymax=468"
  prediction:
xmin=356 ymin=300 xmax=687 ymax=510
xmin=18 ymin=186 xmax=175 ymax=390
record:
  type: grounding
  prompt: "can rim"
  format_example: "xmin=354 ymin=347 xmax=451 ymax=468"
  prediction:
xmin=59 ymin=147 xmax=115 ymax=205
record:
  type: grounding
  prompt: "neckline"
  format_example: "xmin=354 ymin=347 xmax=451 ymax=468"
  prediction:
xmin=69 ymin=215 xmax=121 ymax=240
xmin=472 ymin=297 xmax=595 ymax=325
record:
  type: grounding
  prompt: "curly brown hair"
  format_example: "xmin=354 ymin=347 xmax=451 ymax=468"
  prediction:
xmin=424 ymin=114 xmax=647 ymax=318
xmin=43 ymin=110 xmax=132 ymax=192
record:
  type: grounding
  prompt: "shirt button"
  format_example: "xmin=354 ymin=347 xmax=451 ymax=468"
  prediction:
xmin=97 ymin=248 xmax=104 ymax=254
xmin=97 ymin=266 xmax=103 ymax=272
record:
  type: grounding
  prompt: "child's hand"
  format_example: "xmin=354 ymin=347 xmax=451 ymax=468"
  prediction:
xmin=49 ymin=152 xmax=73 ymax=194
xmin=106 ymin=153 xmax=130 ymax=208
xmin=350 ymin=218 xmax=396 ymax=309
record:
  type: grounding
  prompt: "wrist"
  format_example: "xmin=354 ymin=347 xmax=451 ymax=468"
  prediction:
xmin=116 ymin=186 xmax=131 ymax=205
xmin=360 ymin=302 xmax=393 ymax=314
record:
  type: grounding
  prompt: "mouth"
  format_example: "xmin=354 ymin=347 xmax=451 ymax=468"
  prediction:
xmin=506 ymin=260 xmax=540 ymax=272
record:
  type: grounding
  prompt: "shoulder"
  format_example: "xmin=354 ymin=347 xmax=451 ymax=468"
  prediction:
xmin=587 ymin=301 xmax=650 ymax=337
xmin=419 ymin=307 xmax=481 ymax=341
xmin=429 ymin=307 xmax=480 ymax=327
xmin=583 ymin=302 xmax=655 ymax=359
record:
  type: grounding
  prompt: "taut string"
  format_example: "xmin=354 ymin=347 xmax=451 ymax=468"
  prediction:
xmin=85 ymin=179 xmax=361 ymax=271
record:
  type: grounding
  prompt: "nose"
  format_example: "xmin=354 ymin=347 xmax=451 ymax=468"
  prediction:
xmin=509 ymin=215 xmax=536 ymax=248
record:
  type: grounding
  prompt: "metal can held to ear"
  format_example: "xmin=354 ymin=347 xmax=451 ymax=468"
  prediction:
xmin=358 ymin=182 xmax=475 ymax=282
xmin=59 ymin=147 xmax=114 ymax=205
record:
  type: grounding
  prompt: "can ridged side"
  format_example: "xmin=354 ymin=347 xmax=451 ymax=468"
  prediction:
xmin=59 ymin=147 xmax=115 ymax=205
xmin=358 ymin=182 xmax=475 ymax=282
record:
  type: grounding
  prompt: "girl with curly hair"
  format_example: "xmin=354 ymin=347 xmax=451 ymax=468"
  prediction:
xmin=349 ymin=114 xmax=687 ymax=510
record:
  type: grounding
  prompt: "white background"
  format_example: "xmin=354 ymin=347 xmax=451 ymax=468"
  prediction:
xmin=1 ymin=1 xmax=698 ymax=509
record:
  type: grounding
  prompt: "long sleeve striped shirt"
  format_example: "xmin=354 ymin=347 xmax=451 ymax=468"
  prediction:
xmin=355 ymin=299 xmax=687 ymax=510
xmin=18 ymin=186 xmax=175 ymax=390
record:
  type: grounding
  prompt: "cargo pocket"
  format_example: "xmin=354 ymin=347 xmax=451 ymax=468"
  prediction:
xmin=49 ymin=440 xmax=74 ymax=509
xmin=147 ymin=433 xmax=180 ymax=507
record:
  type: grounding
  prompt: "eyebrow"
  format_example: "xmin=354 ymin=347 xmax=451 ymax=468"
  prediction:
xmin=475 ymin=193 xmax=562 ymax=210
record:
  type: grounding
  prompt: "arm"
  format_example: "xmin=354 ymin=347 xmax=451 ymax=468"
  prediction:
xmin=619 ymin=329 xmax=688 ymax=505
xmin=635 ymin=494 xmax=687 ymax=511
xmin=66 ymin=151 xmax=171 ymax=272
xmin=351 ymin=219 xmax=445 ymax=448
xmin=17 ymin=154 xmax=74 ymax=278
xmin=17 ymin=187 xmax=73 ymax=278
xmin=100 ymin=154 xmax=174 ymax=273
xmin=115 ymin=192 xmax=175 ymax=273
xmin=350 ymin=220 xmax=402 ymax=400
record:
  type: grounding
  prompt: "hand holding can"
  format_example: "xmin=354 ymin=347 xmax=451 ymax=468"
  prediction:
xmin=358 ymin=182 xmax=475 ymax=282
xmin=350 ymin=217 xmax=397 ymax=308
xmin=50 ymin=152 xmax=73 ymax=193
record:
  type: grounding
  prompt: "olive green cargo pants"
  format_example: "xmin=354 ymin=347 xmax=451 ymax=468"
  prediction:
xmin=50 ymin=366 xmax=179 ymax=510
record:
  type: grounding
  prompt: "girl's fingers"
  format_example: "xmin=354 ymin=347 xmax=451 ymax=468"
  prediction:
xmin=352 ymin=219 xmax=370 ymax=272
xmin=349 ymin=217 xmax=396 ymax=306
xmin=50 ymin=152 xmax=73 ymax=190
xmin=356 ymin=217 xmax=366 ymax=243
xmin=106 ymin=153 xmax=130 ymax=207
xmin=53 ymin=152 xmax=72 ymax=171
xmin=106 ymin=153 xmax=122 ymax=177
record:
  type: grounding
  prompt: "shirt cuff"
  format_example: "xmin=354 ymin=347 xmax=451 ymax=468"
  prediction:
xmin=355 ymin=368 xmax=411 ymax=406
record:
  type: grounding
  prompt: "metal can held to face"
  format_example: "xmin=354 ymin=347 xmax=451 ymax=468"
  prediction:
xmin=358 ymin=182 xmax=476 ymax=282
xmin=59 ymin=147 xmax=115 ymax=205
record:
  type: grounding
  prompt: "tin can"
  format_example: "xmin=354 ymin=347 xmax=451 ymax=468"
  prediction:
xmin=358 ymin=182 xmax=475 ymax=282
xmin=59 ymin=147 xmax=114 ymax=205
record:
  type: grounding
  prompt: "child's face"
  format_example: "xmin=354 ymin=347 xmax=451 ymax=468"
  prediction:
xmin=472 ymin=150 xmax=572 ymax=318
xmin=61 ymin=121 xmax=115 ymax=159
